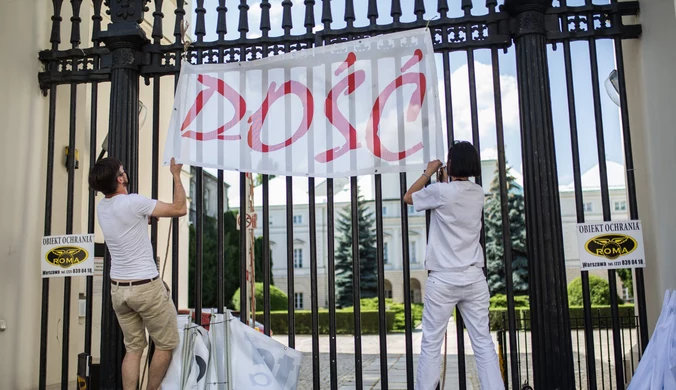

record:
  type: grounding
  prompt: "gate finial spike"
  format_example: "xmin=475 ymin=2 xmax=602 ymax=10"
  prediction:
xmin=50 ymin=0 xmax=65 ymax=49
xmin=217 ymin=0 xmax=228 ymax=40
xmin=344 ymin=0 xmax=355 ymax=27
xmin=260 ymin=0 xmax=271 ymax=37
xmin=367 ymin=0 xmax=378 ymax=25
xmin=282 ymin=0 xmax=293 ymax=35
xmin=92 ymin=0 xmax=103 ymax=45
xmin=151 ymin=0 xmax=164 ymax=44
xmin=390 ymin=0 xmax=402 ymax=23
xmin=70 ymin=0 xmax=83 ymax=48
xmin=304 ymin=0 xmax=316 ymax=34
xmin=195 ymin=0 xmax=206 ymax=43
xmin=238 ymin=0 xmax=250 ymax=39
xmin=437 ymin=0 xmax=449 ymax=17
xmin=173 ymin=0 xmax=186 ymax=44
xmin=414 ymin=0 xmax=425 ymax=22
xmin=321 ymin=0 xmax=332 ymax=28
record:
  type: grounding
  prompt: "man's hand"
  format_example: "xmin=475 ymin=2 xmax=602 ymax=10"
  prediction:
xmin=150 ymin=158 xmax=188 ymax=218
xmin=170 ymin=158 xmax=183 ymax=177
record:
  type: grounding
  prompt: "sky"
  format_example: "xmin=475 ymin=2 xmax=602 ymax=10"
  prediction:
xmin=188 ymin=0 xmax=626 ymax=199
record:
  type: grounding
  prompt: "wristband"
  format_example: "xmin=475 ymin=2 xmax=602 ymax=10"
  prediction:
xmin=421 ymin=173 xmax=430 ymax=180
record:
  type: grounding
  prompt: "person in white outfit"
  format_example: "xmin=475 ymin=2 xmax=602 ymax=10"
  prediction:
xmin=404 ymin=141 xmax=504 ymax=390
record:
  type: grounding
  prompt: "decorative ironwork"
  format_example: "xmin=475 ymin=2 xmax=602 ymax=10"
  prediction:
xmin=38 ymin=1 xmax=641 ymax=93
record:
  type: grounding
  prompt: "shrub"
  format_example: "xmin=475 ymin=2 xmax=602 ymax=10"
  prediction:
xmin=269 ymin=310 xmax=396 ymax=334
xmin=232 ymin=283 xmax=288 ymax=312
xmin=567 ymin=276 xmax=624 ymax=306
xmin=489 ymin=294 xmax=529 ymax=309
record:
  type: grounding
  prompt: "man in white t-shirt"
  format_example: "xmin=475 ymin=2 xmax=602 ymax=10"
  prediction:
xmin=89 ymin=157 xmax=187 ymax=390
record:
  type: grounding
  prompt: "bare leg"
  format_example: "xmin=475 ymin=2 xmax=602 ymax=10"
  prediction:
xmin=146 ymin=349 xmax=173 ymax=390
xmin=121 ymin=351 xmax=142 ymax=390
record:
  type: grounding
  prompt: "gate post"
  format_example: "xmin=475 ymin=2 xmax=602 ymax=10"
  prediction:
xmin=97 ymin=2 xmax=149 ymax=388
xmin=503 ymin=0 xmax=575 ymax=388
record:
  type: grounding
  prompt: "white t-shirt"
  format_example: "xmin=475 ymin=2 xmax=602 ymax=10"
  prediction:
xmin=412 ymin=181 xmax=485 ymax=286
xmin=97 ymin=194 xmax=159 ymax=280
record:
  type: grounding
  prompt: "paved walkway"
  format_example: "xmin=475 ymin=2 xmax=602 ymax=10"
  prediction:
xmin=272 ymin=317 xmax=482 ymax=389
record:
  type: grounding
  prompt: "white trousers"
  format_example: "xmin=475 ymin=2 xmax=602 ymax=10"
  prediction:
xmin=416 ymin=273 xmax=504 ymax=390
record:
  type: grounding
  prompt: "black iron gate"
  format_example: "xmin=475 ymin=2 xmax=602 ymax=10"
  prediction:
xmin=37 ymin=0 xmax=645 ymax=389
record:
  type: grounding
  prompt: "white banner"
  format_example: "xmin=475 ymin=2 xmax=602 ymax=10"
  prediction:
xmin=164 ymin=28 xmax=444 ymax=178
xmin=576 ymin=221 xmax=646 ymax=271
xmin=162 ymin=312 xmax=301 ymax=390
xmin=41 ymin=234 xmax=95 ymax=278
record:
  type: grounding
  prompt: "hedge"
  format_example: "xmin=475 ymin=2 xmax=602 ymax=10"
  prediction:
xmin=351 ymin=298 xmax=424 ymax=332
xmin=487 ymin=304 xmax=636 ymax=331
xmin=269 ymin=310 xmax=396 ymax=334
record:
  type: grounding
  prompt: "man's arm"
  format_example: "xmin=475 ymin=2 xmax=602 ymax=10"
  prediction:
xmin=151 ymin=158 xmax=188 ymax=218
xmin=403 ymin=160 xmax=442 ymax=205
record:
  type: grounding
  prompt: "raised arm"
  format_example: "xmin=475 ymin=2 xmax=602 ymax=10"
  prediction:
xmin=151 ymin=158 xmax=188 ymax=218
xmin=403 ymin=160 xmax=443 ymax=205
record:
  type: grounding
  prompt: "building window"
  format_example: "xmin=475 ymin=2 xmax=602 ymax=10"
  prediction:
xmin=409 ymin=241 xmax=418 ymax=263
xmin=408 ymin=205 xmax=416 ymax=215
xmin=383 ymin=242 xmax=389 ymax=264
xmin=293 ymin=248 xmax=303 ymax=268
xmin=382 ymin=206 xmax=388 ymax=216
xmin=614 ymin=201 xmax=627 ymax=211
xmin=386 ymin=289 xmax=393 ymax=299
xmin=293 ymin=215 xmax=302 ymax=225
xmin=204 ymin=188 xmax=211 ymax=215
xmin=583 ymin=202 xmax=593 ymax=212
xmin=294 ymin=293 xmax=303 ymax=309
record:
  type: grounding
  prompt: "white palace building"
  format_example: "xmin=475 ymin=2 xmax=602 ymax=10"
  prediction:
xmin=229 ymin=150 xmax=632 ymax=310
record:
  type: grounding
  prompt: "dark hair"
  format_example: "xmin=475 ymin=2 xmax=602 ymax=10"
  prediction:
xmin=89 ymin=157 xmax=122 ymax=195
xmin=447 ymin=141 xmax=481 ymax=178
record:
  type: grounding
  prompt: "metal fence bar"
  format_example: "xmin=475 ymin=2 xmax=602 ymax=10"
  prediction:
xmin=309 ymin=178 xmax=321 ymax=388
xmin=327 ymin=177 xmax=339 ymax=390
xmin=610 ymin=0 xmax=649 ymax=354
xmin=374 ymin=174 xmax=389 ymax=390
xmin=171 ymin=0 xmax=186 ymax=309
xmin=39 ymin=22 xmax=60 ymax=384
xmin=583 ymin=2 xmax=626 ymax=384
xmin=399 ymin=172 xmax=415 ymax=389
xmin=490 ymin=35 xmax=521 ymax=390
xmin=260 ymin=0 xmax=271 ymax=335
xmin=557 ymin=3 xmax=599 ymax=388
xmin=350 ymin=176 xmax=364 ymax=389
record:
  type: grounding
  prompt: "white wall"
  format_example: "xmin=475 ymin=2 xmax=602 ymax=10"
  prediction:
xmin=623 ymin=0 xmax=676 ymax=333
xmin=0 ymin=2 xmax=191 ymax=389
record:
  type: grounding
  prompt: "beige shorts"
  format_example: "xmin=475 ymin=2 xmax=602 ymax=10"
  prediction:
xmin=111 ymin=278 xmax=179 ymax=353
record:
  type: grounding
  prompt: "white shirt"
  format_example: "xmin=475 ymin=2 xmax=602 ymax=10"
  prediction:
xmin=412 ymin=180 xmax=485 ymax=286
xmin=97 ymin=194 xmax=159 ymax=280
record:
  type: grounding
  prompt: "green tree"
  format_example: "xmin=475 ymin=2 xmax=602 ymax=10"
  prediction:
xmin=255 ymin=174 xmax=276 ymax=186
xmin=188 ymin=211 xmax=272 ymax=309
xmin=616 ymin=268 xmax=633 ymax=298
xmin=335 ymin=187 xmax=378 ymax=308
xmin=232 ymin=282 xmax=288 ymax=312
xmin=485 ymin=164 xmax=529 ymax=295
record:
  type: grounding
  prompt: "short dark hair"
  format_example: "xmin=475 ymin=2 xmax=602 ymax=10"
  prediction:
xmin=89 ymin=157 xmax=122 ymax=195
xmin=447 ymin=141 xmax=481 ymax=178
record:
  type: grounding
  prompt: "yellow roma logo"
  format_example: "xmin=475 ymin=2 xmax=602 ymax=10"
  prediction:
xmin=585 ymin=234 xmax=637 ymax=260
xmin=45 ymin=246 xmax=88 ymax=269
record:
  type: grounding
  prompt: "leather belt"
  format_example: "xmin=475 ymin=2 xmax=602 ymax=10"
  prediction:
xmin=112 ymin=276 xmax=159 ymax=287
